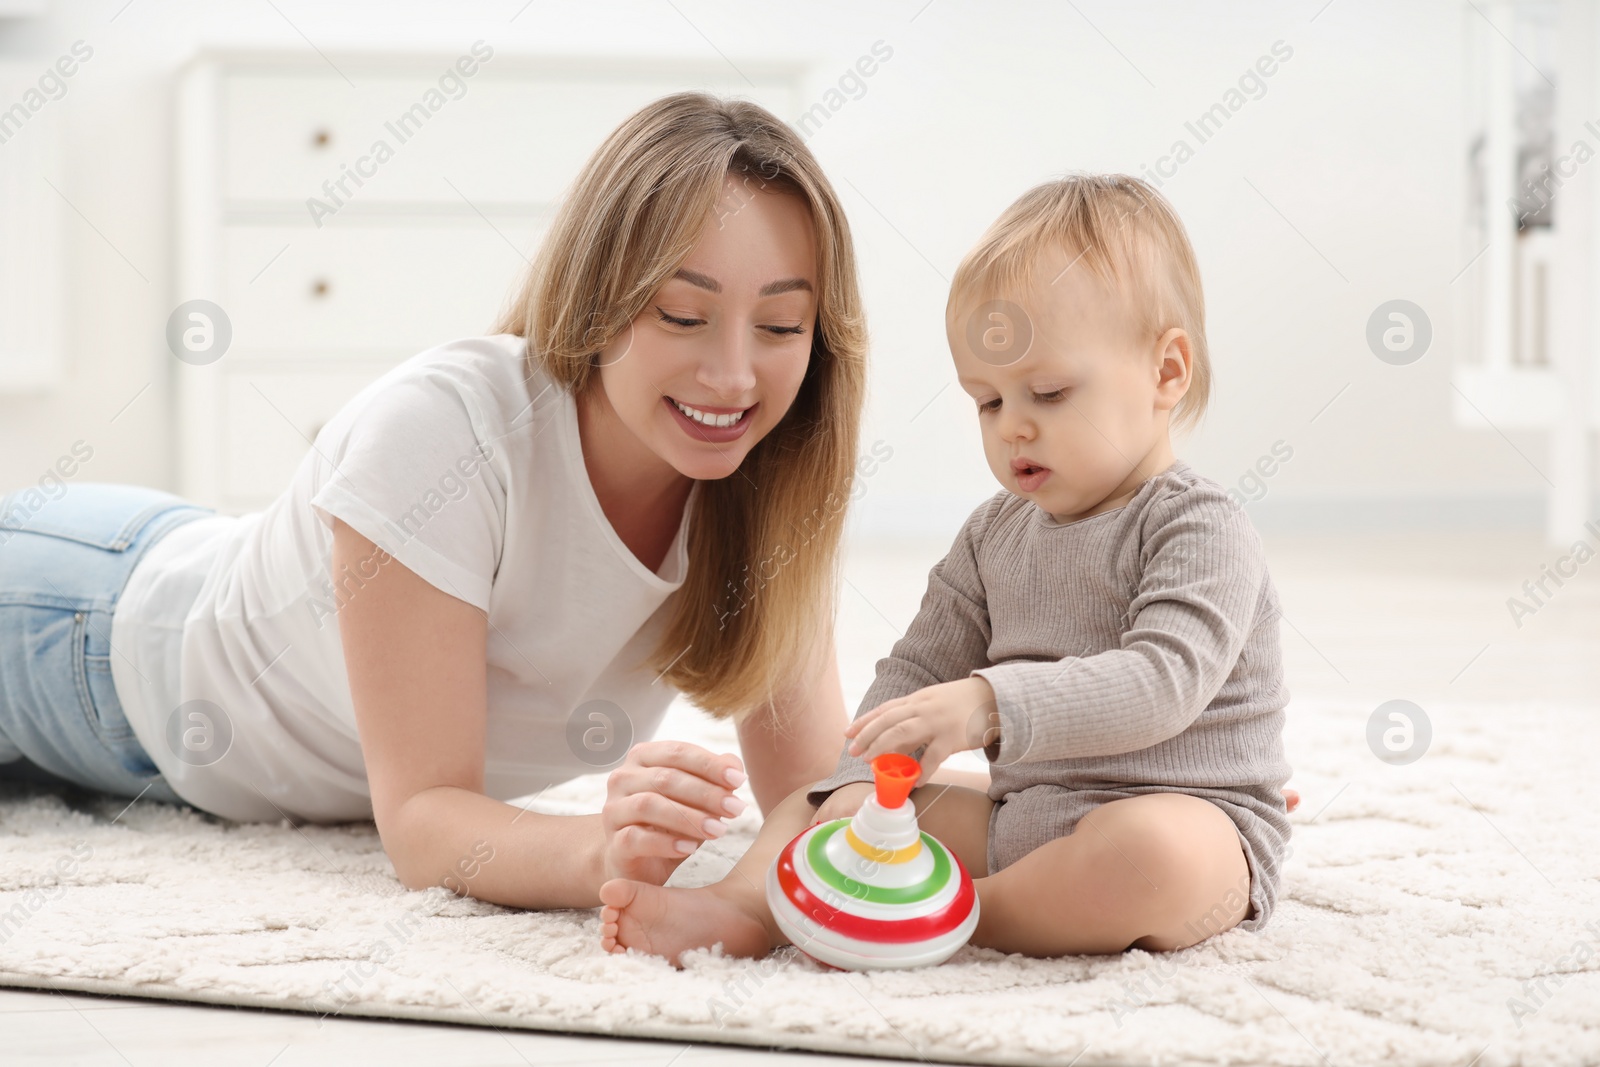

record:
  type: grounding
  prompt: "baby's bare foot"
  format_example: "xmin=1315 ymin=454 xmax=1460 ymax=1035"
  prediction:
xmin=598 ymin=878 xmax=773 ymax=967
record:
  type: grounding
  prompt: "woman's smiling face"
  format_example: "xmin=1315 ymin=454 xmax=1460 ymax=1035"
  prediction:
xmin=593 ymin=174 xmax=819 ymax=481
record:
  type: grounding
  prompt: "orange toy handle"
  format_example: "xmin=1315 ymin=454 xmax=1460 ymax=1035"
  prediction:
xmin=871 ymin=753 xmax=919 ymax=808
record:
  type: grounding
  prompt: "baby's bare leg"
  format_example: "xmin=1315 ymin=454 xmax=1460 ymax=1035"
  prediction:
xmin=599 ymin=782 xmax=995 ymax=965
xmin=972 ymin=792 xmax=1251 ymax=957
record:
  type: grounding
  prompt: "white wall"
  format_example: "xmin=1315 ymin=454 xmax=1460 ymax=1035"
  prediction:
xmin=0 ymin=0 xmax=1562 ymax=543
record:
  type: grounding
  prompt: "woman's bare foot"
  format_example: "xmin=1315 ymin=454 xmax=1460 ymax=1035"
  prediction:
xmin=598 ymin=878 xmax=774 ymax=967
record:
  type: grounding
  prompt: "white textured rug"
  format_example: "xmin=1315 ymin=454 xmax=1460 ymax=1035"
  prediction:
xmin=1 ymin=694 xmax=1597 ymax=1067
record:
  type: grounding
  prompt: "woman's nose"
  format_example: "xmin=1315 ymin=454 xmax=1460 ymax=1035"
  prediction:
xmin=697 ymin=328 xmax=758 ymax=398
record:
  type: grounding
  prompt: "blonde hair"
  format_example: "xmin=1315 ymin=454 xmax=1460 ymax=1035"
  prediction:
xmin=493 ymin=92 xmax=868 ymax=722
xmin=947 ymin=173 xmax=1210 ymax=433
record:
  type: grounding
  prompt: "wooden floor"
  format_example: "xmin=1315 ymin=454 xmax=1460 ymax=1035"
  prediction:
xmin=0 ymin=985 xmax=912 ymax=1066
xmin=3 ymin=525 xmax=1591 ymax=1065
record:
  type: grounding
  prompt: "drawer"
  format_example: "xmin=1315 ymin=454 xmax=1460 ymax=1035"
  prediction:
xmin=222 ymin=69 xmax=797 ymax=206
xmin=220 ymin=222 xmax=545 ymax=354
xmin=179 ymin=55 xmax=803 ymax=511
xmin=220 ymin=363 xmax=400 ymax=506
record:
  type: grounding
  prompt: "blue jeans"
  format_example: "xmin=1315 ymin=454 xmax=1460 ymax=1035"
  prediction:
xmin=0 ymin=482 xmax=213 ymax=807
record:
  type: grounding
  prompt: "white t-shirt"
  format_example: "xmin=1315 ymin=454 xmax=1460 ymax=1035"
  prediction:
xmin=110 ymin=334 xmax=700 ymax=823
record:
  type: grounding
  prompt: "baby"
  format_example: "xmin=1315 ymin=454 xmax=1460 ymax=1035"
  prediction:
xmin=598 ymin=174 xmax=1292 ymax=963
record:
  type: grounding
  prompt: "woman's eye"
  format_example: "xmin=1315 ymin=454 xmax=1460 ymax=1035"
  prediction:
xmin=655 ymin=307 xmax=704 ymax=328
xmin=763 ymin=324 xmax=806 ymax=336
xmin=1035 ymin=389 xmax=1067 ymax=402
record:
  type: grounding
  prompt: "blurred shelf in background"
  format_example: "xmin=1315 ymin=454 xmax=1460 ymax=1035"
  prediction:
xmin=173 ymin=50 xmax=801 ymax=515
xmin=0 ymin=61 xmax=65 ymax=395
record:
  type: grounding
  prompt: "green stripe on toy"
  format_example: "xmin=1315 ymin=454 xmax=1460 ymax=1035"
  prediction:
xmin=805 ymin=821 xmax=951 ymax=904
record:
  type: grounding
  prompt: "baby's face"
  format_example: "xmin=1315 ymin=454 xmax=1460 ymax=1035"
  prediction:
xmin=947 ymin=245 xmax=1182 ymax=523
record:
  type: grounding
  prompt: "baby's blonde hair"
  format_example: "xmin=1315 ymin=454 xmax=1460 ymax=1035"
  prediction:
xmin=947 ymin=173 xmax=1210 ymax=433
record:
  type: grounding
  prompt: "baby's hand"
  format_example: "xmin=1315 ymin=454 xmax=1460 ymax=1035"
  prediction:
xmin=846 ymin=676 xmax=996 ymax=786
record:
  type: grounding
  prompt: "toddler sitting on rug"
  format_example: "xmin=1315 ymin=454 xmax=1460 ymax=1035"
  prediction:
xmin=598 ymin=173 xmax=1293 ymax=963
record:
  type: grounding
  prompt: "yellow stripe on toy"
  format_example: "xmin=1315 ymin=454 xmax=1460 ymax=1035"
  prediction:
xmin=846 ymin=825 xmax=923 ymax=864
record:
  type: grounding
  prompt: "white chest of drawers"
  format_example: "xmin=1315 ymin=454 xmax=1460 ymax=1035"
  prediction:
xmin=174 ymin=49 xmax=800 ymax=514
xmin=0 ymin=61 xmax=64 ymax=394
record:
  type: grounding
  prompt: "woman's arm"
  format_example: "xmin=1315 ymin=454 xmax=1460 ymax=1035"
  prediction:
xmin=735 ymin=636 xmax=991 ymax=815
xmin=332 ymin=518 xmax=609 ymax=908
xmin=333 ymin=518 xmax=739 ymax=903
xmin=735 ymin=638 xmax=849 ymax=816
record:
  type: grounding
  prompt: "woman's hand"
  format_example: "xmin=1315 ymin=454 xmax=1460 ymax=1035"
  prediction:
xmin=599 ymin=741 xmax=747 ymax=885
xmin=808 ymin=780 xmax=876 ymax=828
xmin=845 ymin=677 xmax=996 ymax=786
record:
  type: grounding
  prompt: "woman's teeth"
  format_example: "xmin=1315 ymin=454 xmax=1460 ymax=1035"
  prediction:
xmin=672 ymin=398 xmax=748 ymax=428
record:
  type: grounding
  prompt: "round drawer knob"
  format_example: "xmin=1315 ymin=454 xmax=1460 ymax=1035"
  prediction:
xmin=311 ymin=278 xmax=330 ymax=298
xmin=311 ymin=128 xmax=332 ymax=149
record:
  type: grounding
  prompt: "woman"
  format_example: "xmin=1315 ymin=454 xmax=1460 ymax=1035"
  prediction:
xmin=0 ymin=92 xmax=953 ymax=911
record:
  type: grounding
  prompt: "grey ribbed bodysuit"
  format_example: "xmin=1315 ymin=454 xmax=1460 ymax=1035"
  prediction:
xmin=805 ymin=458 xmax=1293 ymax=932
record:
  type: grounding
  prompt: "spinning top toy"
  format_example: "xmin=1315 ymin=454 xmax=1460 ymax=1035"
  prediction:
xmin=766 ymin=752 xmax=980 ymax=970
